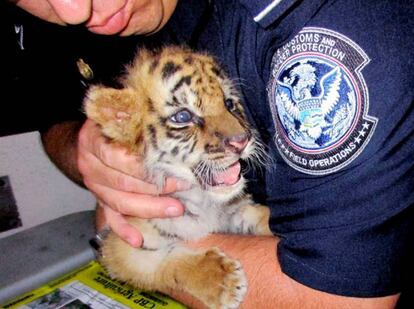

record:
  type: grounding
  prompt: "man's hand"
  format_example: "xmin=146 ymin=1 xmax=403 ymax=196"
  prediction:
xmin=42 ymin=119 xmax=189 ymax=246
xmin=77 ymin=119 xmax=190 ymax=246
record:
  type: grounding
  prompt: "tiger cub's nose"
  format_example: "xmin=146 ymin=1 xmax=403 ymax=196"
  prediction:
xmin=224 ymin=133 xmax=249 ymax=154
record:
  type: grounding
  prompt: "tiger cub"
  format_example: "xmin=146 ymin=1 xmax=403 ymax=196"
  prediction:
xmin=84 ymin=46 xmax=272 ymax=309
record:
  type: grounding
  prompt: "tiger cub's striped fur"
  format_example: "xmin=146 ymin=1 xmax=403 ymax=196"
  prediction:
xmin=84 ymin=46 xmax=272 ymax=309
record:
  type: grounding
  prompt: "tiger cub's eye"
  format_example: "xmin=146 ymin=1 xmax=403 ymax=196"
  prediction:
xmin=225 ymin=98 xmax=235 ymax=110
xmin=170 ymin=109 xmax=193 ymax=124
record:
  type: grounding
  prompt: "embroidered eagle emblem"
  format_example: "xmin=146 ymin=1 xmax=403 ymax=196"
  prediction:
xmin=276 ymin=65 xmax=342 ymax=143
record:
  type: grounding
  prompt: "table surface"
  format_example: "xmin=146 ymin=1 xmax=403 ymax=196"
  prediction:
xmin=0 ymin=210 xmax=96 ymax=305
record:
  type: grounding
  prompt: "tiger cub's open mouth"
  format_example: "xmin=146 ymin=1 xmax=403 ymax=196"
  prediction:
xmin=195 ymin=161 xmax=242 ymax=188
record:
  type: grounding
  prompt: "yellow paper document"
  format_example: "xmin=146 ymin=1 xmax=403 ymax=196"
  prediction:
xmin=2 ymin=261 xmax=186 ymax=309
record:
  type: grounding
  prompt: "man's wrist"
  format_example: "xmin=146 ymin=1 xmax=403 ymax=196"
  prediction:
xmin=41 ymin=120 xmax=84 ymax=186
xmin=179 ymin=234 xmax=279 ymax=308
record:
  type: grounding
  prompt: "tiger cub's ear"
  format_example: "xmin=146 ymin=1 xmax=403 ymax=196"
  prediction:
xmin=84 ymin=85 xmax=142 ymax=149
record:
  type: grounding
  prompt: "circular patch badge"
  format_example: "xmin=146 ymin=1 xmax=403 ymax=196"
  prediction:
xmin=268 ymin=27 xmax=378 ymax=175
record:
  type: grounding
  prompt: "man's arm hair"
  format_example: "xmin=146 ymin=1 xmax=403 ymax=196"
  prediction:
xmin=171 ymin=234 xmax=399 ymax=309
xmin=41 ymin=120 xmax=84 ymax=186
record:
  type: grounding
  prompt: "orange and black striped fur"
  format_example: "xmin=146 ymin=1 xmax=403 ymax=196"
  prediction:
xmin=84 ymin=46 xmax=272 ymax=309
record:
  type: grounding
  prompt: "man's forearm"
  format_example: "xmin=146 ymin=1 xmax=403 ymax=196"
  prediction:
xmin=41 ymin=120 xmax=84 ymax=186
xmin=170 ymin=234 xmax=399 ymax=309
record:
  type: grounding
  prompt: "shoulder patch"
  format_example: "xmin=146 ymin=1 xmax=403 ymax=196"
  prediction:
xmin=267 ymin=27 xmax=378 ymax=175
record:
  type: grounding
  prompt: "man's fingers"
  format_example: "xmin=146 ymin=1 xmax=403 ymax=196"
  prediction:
xmin=79 ymin=120 xmax=188 ymax=248
xmin=90 ymin=143 xmax=191 ymax=193
xmin=86 ymin=181 xmax=184 ymax=218
xmin=163 ymin=177 xmax=192 ymax=193
xmin=95 ymin=141 xmax=147 ymax=179
xmin=78 ymin=120 xmax=190 ymax=194
xmin=101 ymin=203 xmax=143 ymax=247
xmin=79 ymin=120 xmax=146 ymax=178
xmin=80 ymin=150 xmax=161 ymax=194
xmin=81 ymin=151 xmax=190 ymax=194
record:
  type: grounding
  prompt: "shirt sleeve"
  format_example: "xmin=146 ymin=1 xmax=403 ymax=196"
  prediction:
xmin=276 ymin=204 xmax=413 ymax=296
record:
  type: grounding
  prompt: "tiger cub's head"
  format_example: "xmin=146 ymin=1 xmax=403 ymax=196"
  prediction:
xmin=84 ymin=46 xmax=262 ymax=201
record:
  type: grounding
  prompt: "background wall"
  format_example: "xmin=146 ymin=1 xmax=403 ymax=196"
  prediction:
xmin=0 ymin=131 xmax=95 ymax=238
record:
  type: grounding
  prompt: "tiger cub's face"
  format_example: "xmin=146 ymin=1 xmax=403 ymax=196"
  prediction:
xmin=85 ymin=47 xmax=260 ymax=199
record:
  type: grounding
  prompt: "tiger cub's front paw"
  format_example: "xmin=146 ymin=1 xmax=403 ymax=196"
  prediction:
xmin=197 ymin=248 xmax=247 ymax=309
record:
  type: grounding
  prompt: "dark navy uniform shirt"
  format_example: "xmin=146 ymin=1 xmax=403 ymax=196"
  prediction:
xmin=3 ymin=0 xmax=413 ymax=299
xmin=191 ymin=0 xmax=413 ymax=298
